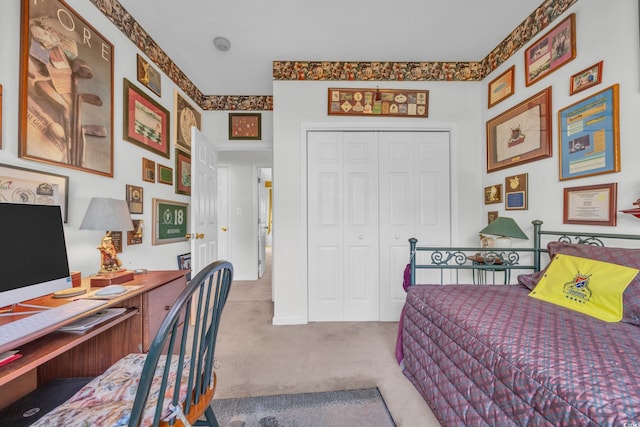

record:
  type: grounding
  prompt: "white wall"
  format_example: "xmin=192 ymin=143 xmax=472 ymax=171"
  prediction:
xmin=481 ymin=0 xmax=640 ymax=237
xmin=272 ymin=80 xmax=483 ymax=324
xmin=0 ymin=1 xmax=196 ymax=276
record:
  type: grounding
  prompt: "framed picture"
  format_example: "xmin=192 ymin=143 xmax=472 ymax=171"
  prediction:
xmin=328 ymin=88 xmax=429 ymax=117
xmin=488 ymin=65 xmax=515 ymax=108
xmin=136 ymin=54 xmax=161 ymax=97
xmin=152 ymin=198 xmax=189 ymax=245
xmin=229 ymin=113 xmax=261 ymax=140
xmin=123 ymin=78 xmax=170 ymax=158
xmin=0 ymin=163 xmax=69 ymax=222
xmin=157 ymin=164 xmax=173 ymax=185
xmin=174 ymin=90 xmax=201 ymax=152
xmin=142 ymin=157 xmax=156 ymax=183
xmin=175 ymin=149 xmax=191 ymax=196
xmin=19 ymin=0 xmax=114 ymax=176
xmin=486 ymin=86 xmax=552 ymax=173
xmin=127 ymin=219 xmax=143 ymax=245
xmin=563 ymin=183 xmax=617 ymax=226
xmin=558 ymin=84 xmax=620 ymax=181
xmin=525 ymin=13 xmax=576 ymax=87
xmin=505 ymin=173 xmax=528 ymax=210
xmin=484 ymin=184 xmax=502 ymax=204
xmin=126 ymin=184 xmax=143 ymax=214
xmin=570 ymin=61 xmax=603 ymax=95
xmin=177 ymin=253 xmax=191 ymax=271
xmin=488 ymin=211 xmax=499 ymax=224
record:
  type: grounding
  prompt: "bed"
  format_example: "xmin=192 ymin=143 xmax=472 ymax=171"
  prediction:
xmin=397 ymin=220 xmax=640 ymax=427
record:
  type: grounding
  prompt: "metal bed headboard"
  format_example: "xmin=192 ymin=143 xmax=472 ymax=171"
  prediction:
xmin=409 ymin=220 xmax=640 ymax=286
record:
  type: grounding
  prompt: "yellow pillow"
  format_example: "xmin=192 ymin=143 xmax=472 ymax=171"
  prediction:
xmin=529 ymin=254 xmax=638 ymax=322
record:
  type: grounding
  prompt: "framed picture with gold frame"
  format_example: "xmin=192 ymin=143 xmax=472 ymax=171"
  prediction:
xmin=152 ymin=198 xmax=188 ymax=245
xmin=570 ymin=61 xmax=603 ymax=95
xmin=174 ymin=90 xmax=201 ymax=152
xmin=563 ymin=183 xmax=617 ymax=226
xmin=484 ymin=184 xmax=502 ymax=204
xmin=19 ymin=0 xmax=114 ymax=176
xmin=525 ymin=13 xmax=576 ymax=87
xmin=558 ymin=84 xmax=620 ymax=181
xmin=126 ymin=184 xmax=143 ymax=214
xmin=486 ymin=87 xmax=552 ymax=173
xmin=123 ymin=79 xmax=170 ymax=159
xmin=137 ymin=54 xmax=161 ymax=97
xmin=505 ymin=173 xmax=528 ymax=210
xmin=142 ymin=157 xmax=155 ymax=183
xmin=488 ymin=65 xmax=515 ymax=108
xmin=157 ymin=164 xmax=173 ymax=185
xmin=175 ymin=149 xmax=191 ymax=196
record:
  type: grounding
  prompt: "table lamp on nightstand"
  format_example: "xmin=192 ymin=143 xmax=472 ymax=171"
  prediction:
xmin=479 ymin=217 xmax=528 ymax=248
xmin=80 ymin=197 xmax=134 ymax=274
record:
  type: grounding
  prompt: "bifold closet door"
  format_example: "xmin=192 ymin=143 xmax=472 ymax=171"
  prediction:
xmin=378 ymin=131 xmax=451 ymax=321
xmin=307 ymin=131 xmax=380 ymax=321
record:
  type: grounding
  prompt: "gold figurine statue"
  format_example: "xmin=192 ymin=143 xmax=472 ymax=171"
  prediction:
xmin=98 ymin=233 xmax=123 ymax=273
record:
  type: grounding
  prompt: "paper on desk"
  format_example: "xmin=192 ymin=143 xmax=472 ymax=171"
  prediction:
xmin=82 ymin=285 xmax=142 ymax=300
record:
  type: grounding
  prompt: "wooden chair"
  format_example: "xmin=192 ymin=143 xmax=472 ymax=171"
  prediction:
xmin=32 ymin=260 xmax=233 ymax=427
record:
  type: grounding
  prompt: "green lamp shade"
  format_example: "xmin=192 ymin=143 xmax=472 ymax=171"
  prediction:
xmin=479 ymin=217 xmax=528 ymax=240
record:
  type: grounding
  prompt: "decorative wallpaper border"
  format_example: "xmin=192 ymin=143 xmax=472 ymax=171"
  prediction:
xmin=91 ymin=0 xmax=578 ymax=111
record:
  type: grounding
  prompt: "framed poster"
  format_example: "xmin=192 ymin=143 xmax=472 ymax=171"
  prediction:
xmin=486 ymin=86 xmax=552 ymax=173
xmin=488 ymin=65 xmax=515 ymax=108
xmin=174 ymin=90 xmax=201 ymax=152
xmin=558 ymin=84 xmax=620 ymax=181
xmin=137 ymin=54 xmax=161 ymax=97
xmin=19 ymin=0 xmax=114 ymax=176
xmin=505 ymin=173 xmax=528 ymax=210
xmin=229 ymin=113 xmax=261 ymax=140
xmin=570 ymin=61 xmax=603 ymax=95
xmin=152 ymin=198 xmax=189 ymax=245
xmin=125 ymin=184 xmax=143 ymax=214
xmin=157 ymin=164 xmax=173 ymax=185
xmin=142 ymin=157 xmax=155 ymax=183
xmin=525 ymin=13 xmax=576 ymax=87
xmin=175 ymin=149 xmax=191 ymax=196
xmin=123 ymin=78 xmax=170 ymax=158
xmin=564 ymin=183 xmax=617 ymax=226
xmin=484 ymin=184 xmax=502 ymax=204
xmin=0 ymin=163 xmax=69 ymax=222
xmin=328 ymin=88 xmax=428 ymax=117
xmin=488 ymin=211 xmax=499 ymax=224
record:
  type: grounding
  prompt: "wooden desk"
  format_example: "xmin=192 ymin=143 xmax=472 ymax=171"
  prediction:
xmin=0 ymin=270 xmax=187 ymax=410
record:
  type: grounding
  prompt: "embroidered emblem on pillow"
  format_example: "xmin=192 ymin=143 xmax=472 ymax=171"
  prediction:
xmin=529 ymin=254 xmax=639 ymax=322
xmin=564 ymin=272 xmax=592 ymax=303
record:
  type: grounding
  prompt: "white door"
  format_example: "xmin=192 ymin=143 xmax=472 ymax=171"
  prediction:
xmin=308 ymin=131 xmax=379 ymax=321
xmin=217 ymin=165 xmax=230 ymax=261
xmin=190 ymin=128 xmax=218 ymax=276
xmin=378 ymin=131 xmax=451 ymax=321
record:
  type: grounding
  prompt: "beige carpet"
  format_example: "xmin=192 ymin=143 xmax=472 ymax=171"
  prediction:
xmin=214 ymin=249 xmax=441 ymax=426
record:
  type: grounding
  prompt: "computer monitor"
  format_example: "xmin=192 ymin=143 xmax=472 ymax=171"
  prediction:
xmin=0 ymin=203 xmax=71 ymax=308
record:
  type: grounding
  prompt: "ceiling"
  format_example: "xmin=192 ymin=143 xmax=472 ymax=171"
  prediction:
xmin=116 ymin=0 xmax=543 ymax=96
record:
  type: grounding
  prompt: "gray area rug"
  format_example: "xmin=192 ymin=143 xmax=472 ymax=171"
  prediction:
xmin=210 ymin=387 xmax=396 ymax=427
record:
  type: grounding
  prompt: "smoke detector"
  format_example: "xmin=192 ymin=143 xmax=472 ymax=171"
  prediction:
xmin=213 ymin=37 xmax=231 ymax=52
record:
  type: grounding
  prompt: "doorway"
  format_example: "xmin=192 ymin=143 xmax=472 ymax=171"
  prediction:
xmin=258 ymin=167 xmax=272 ymax=279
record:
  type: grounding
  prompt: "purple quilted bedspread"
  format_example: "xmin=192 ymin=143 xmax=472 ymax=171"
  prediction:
xmin=401 ymin=284 xmax=640 ymax=427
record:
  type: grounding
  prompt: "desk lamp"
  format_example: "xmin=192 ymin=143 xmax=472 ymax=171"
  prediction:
xmin=479 ymin=217 xmax=528 ymax=248
xmin=80 ymin=197 xmax=134 ymax=273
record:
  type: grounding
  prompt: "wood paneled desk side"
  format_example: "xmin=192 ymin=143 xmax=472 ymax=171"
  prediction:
xmin=0 ymin=270 xmax=187 ymax=410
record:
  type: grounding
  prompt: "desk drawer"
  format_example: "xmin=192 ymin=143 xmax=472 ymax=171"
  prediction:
xmin=145 ymin=278 xmax=185 ymax=350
